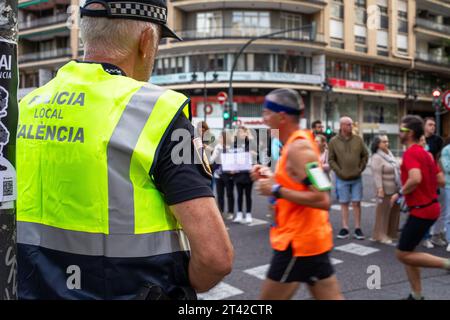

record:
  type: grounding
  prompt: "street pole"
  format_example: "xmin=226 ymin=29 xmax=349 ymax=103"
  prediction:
xmin=0 ymin=0 xmax=19 ymax=300
xmin=203 ymin=70 xmax=207 ymax=123
xmin=432 ymin=89 xmax=442 ymax=136
xmin=435 ymin=97 xmax=441 ymax=136
xmin=227 ymin=24 xmax=315 ymax=128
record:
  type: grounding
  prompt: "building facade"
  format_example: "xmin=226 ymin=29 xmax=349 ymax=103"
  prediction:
xmin=18 ymin=0 xmax=450 ymax=151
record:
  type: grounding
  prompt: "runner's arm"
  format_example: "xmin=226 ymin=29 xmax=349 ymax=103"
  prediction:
xmin=401 ymin=168 xmax=421 ymax=195
xmin=257 ymin=140 xmax=330 ymax=210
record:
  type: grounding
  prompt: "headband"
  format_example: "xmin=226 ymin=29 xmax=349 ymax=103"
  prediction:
xmin=263 ymin=99 xmax=301 ymax=115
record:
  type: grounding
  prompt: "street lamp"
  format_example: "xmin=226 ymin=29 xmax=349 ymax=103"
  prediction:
xmin=322 ymin=80 xmax=333 ymax=135
xmin=432 ymin=88 xmax=442 ymax=135
xmin=227 ymin=23 xmax=316 ymax=128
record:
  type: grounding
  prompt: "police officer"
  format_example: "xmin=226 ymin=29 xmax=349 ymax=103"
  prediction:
xmin=16 ymin=0 xmax=233 ymax=299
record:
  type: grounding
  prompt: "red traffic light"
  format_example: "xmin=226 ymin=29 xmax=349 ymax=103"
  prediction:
xmin=432 ymin=89 xmax=441 ymax=97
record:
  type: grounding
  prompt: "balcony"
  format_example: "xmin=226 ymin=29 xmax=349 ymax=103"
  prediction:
xmin=415 ymin=17 xmax=450 ymax=34
xmin=176 ymin=27 xmax=324 ymax=43
xmin=19 ymin=47 xmax=72 ymax=63
xmin=170 ymin=0 xmax=326 ymax=14
xmin=19 ymin=14 xmax=68 ymax=31
xmin=416 ymin=51 xmax=450 ymax=66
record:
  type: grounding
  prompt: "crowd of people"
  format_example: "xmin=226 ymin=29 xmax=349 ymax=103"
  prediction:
xmin=199 ymin=109 xmax=450 ymax=300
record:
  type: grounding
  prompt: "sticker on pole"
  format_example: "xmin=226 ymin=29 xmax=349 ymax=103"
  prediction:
xmin=0 ymin=86 xmax=16 ymax=202
xmin=443 ymin=90 xmax=450 ymax=111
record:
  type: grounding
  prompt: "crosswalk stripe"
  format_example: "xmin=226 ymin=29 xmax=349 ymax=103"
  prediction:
xmin=247 ymin=218 xmax=269 ymax=226
xmin=330 ymin=258 xmax=343 ymax=265
xmin=197 ymin=282 xmax=243 ymax=300
xmin=335 ymin=243 xmax=380 ymax=256
xmin=244 ymin=264 xmax=270 ymax=280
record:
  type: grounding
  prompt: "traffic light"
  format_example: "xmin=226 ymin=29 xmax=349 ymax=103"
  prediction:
xmin=325 ymin=127 xmax=334 ymax=142
xmin=223 ymin=103 xmax=232 ymax=129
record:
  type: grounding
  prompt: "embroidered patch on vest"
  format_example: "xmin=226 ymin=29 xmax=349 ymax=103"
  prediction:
xmin=192 ymin=137 xmax=212 ymax=178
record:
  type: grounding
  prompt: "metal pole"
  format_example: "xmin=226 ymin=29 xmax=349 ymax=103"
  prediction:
xmin=325 ymin=91 xmax=329 ymax=131
xmin=435 ymin=97 xmax=441 ymax=136
xmin=227 ymin=25 xmax=314 ymax=128
xmin=0 ymin=0 xmax=19 ymax=300
xmin=203 ymin=70 xmax=207 ymax=123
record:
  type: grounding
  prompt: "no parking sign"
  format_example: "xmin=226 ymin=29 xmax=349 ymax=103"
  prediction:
xmin=443 ymin=90 xmax=450 ymax=111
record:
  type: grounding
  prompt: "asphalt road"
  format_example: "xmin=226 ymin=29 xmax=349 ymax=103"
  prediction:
xmin=199 ymin=169 xmax=450 ymax=300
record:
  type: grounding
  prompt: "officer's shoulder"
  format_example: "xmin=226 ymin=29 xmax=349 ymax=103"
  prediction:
xmin=142 ymin=82 xmax=187 ymax=100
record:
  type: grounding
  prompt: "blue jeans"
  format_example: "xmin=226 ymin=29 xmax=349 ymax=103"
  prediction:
xmin=445 ymin=187 xmax=450 ymax=242
xmin=335 ymin=176 xmax=363 ymax=204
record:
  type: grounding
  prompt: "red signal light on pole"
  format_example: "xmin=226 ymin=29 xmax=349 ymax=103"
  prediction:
xmin=432 ymin=89 xmax=441 ymax=98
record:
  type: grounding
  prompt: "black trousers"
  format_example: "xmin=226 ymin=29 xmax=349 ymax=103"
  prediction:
xmin=236 ymin=181 xmax=253 ymax=213
xmin=216 ymin=174 xmax=235 ymax=214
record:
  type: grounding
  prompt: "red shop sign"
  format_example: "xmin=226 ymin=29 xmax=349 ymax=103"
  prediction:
xmin=329 ymin=78 xmax=385 ymax=91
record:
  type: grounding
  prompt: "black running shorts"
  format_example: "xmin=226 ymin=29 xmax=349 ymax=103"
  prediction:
xmin=397 ymin=215 xmax=436 ymax=252
xmin=267 ymin=245 xmax=335 ymax=286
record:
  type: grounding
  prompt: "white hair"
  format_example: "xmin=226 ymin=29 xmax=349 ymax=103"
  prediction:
xmin=80 ymin=4 xmax=161 ymax=58
xmin=266 ymin=88 xmax=304 ymax=111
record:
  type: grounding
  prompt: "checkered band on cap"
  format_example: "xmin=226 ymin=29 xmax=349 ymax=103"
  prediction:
xmin=109 ymin=1 xmax=167 ymax=22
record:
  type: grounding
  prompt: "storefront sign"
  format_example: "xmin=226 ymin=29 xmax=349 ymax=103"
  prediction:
xmin=329 ymin=78 xmax=385 ymax=91
xmin=151 ymin=72 xmax=322 ymax=86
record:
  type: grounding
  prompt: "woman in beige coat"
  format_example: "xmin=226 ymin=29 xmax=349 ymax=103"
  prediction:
xmin=370 ymin=135 xmax=401 ymax=244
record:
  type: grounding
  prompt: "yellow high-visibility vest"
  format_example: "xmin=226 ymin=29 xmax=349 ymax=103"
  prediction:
xmin=17 ymin=61 xmax=191 ymax=258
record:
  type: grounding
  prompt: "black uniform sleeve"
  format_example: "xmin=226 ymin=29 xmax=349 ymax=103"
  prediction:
xmin=151 ymin=114 xmax=214 ymax=206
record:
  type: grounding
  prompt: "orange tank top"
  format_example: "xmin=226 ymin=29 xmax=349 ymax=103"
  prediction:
xmin=271 ymin=130 xmax=333 ymax=257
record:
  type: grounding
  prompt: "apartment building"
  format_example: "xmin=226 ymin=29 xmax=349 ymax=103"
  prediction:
xmin=18 ymin=0 xmax=450 ymax=147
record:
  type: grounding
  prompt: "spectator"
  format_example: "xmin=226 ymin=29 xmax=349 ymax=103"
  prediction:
xmin=328 ymin=116 xmax=369 ymax=240
xmin=423 ymin=118 xmax=447 ymax=248
xmin=312 ymin=120 xmax=324 ymax=136
xmin=440 ymin=137 xmax=450 ymax=252
xmin=424 ymin=117 xmax=443 ymax=160
xmin=232 ymin=126 xmax=256 ymax=224
xmin=211 ymin=130 xmax=235 ymax=220
xmin=315 ymin=134 xmax=330 ymax=174
xmin=370 ymin=135 xmax=401 ymax=244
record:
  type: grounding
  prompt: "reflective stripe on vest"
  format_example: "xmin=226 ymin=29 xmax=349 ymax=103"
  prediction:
xmin=18 ymin=221 xmax=190 ymax=258
xmin=17 ymin=61 xmax=191 ymax=257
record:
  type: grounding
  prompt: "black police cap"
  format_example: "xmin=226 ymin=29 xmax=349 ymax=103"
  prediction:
xmin=80 ymin=0 xmax=182 ymax=41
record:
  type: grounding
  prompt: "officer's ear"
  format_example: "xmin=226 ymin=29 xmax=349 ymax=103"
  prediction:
xmin=138 ymin=27 xmax=153 ymax=60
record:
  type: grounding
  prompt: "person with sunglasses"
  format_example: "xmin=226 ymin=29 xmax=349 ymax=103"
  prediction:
xmin=391 ymin=115 xmax=450 ymax=300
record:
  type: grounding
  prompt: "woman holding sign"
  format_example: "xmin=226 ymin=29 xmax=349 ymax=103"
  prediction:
xmin=231 ymin=127 xmax=256 ymax=224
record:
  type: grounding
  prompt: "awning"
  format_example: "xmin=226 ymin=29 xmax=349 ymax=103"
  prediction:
xmin=19 ymin=0 xmax=49 ymax=9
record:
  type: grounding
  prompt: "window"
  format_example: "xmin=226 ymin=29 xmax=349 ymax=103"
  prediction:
xmin=281 ymin=13 xmax=302 ymax=39
xmin=355 ymin=0 xmax=367 ymax=25
xmin=232 ymin=11 xmax=270 ymax=31
xmin=277 ymin=55 xmax=310 ymax=73
xmin=354 ymin=25 xmax=367 ymax=46
xmin=331 ymin=2 xmax=344 ymax=19
xmin=397 ymin=0 xmax=408 ymax=53
xmin=196 ymin=12 xmax=222 ymax=36
xmin=331 ymin=0 xmax=344 ymax=47
xmin=254 ymin=54 xmax=271 ymax=72
xmin=330 ymin=20 xmax=344 ymax=39
xmin=363 ymin=101 xmax=398 ymax=124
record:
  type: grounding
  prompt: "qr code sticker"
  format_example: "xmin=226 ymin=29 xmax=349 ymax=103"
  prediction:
xmin=3 ymin=180 xmax=13 ymax=196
